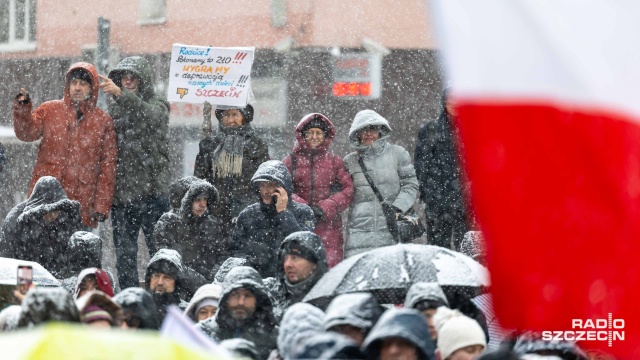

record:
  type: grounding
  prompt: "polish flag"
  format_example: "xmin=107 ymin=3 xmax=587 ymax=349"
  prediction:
xmin=431 ymin=0 xmax=640 ymax=356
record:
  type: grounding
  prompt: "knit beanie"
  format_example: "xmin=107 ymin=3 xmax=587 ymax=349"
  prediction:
xmin=281 ymin=241 xmax=318 ymax=264
xmin=434 ymin=307 xmax=486 ymax=359
xmin=215 ymin=104 xmax=254 ymax=123
xmin=301 ymin=117 xmax=330 ymax=136
xmin=81 ymin=305 xmax=113 ymax=325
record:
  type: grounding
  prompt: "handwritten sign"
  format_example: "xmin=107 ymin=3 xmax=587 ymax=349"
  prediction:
xmin=168 ymin=44 xmax=255 ymax=106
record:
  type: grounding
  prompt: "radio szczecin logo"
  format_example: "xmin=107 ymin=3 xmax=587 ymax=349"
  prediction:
xmin=542 ymin=313 xmax=624 ymax=347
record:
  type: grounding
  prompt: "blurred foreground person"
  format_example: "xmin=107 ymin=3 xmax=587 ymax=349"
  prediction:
xmin=277 ymin=302 xmax=324 ymax=360
xmin=76 ymin=290 xmax=123 ymax=328
xmin=112 ymin=287 xmax=159 ymax=330
xmin=414 ymin=89 xmax=472 ymax=250
xmin=344 ymin=110 xmax=419 ymax=257
xmin=195 ymin=102 xmax=270 ymax=238
xmin=155 ymin=178 xmax=227 ymax=281
xmin=197 ymin=266 xmax=278 ymax=360
xmin=433 ymin=307 xmax=486 ymax=360
xmin=17 ymin=288 xmax=80 ymax=328
xmin=363 ymin=308 xmax=436 ymax=360
xmin=73 ymin=268 xmax=115 ymax=299
xmin=183 ymin=283 xmax=223 ymax=323
xmin=102 ymin=56 xmax=171 ymax=289
xmin=291 ymin=332 xmax=366 ymax=360
xmin=145 ymin=249 xmax=187 ymax=323
xmin=0 ymin=176 xmax=83 ymax=277
xmin=0 ymin=305 xmax=21 ymax=332
xmin=13 ymin=63 xmax=116 ymax=228
xmin=283 ymin=113 xmax=354 ymax=267
xmin=232 ymin=160 xmax=315 ymax=277
xmin=323 ymin=292 xmax=383 ymax=347
xmin=510 ymin=331 xmax=587 ymax=360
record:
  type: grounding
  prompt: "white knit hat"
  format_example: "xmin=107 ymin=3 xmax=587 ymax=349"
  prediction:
xmin=433 ymin=307 xmax=486 ymax=359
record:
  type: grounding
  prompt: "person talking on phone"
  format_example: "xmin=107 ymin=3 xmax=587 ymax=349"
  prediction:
xmin=13 ymin=62 xmax=117 ymax=229
xmin=230 ymin=160 xmax=316 ymax=278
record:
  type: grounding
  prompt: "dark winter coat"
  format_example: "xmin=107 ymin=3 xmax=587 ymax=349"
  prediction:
xmin=145 ymin=249 xmax=188 ymax=323
xmin=323 ymin=293 xmax=383 ymax=338
xmin=194 ymin=115 xmax=270 ymax=233
xmin=197 ymin=266 xmax=278 ymax=360
xmin=0 ymin=142 xmax=6 ymax=172
xmin=65 ymin=231 xmax=102 ymax=277
xmin=14 ymin=62 xmax=117 ymax=228
xmin=362 ymin=308 xmax=436 ymax=360
xmin=112 ymin=287 xmax=159 ymax=330
xmin=277 ymin=302 xmax=325 ymax=360
xmin=154 ymin=179 xmax=227 ymax=280
xmin=290 ymin=332 xmax=365 ymax=360
xmin=108 ymin=56 xmax=171 ymax=204
xmin=17 ymin=287 xmax=81 ymax=328
xmin=343 ymin=110 xmax=419 ymax=257
xmin=282 ymin=113 xmax=354 ymax=268
xmin=414 ymin=90 xmax=470 ymax=226
xmin=275 ymin=231 xmax=328 ymax=309
xmin=231 ymin=160 xmax=316 ymax=278
xmin=0 ymin=176 xmax=83 ymax=277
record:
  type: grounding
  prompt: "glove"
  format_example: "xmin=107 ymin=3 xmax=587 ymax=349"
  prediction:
xmin=91 ymin=212 xmax=107 ymax=223
xmin=311 ymin=205 xmax=326 ymax=221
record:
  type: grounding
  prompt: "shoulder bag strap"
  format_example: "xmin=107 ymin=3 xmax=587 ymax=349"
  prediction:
xmin=357 ymin=156 xmax=399 ymax=240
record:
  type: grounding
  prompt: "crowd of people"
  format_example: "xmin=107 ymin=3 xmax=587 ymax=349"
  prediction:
xmin=0 ymin=58 xmax=595 ymax=360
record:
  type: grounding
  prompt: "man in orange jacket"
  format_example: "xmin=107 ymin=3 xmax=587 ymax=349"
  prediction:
xmin=13 ymin=62 xmax=117 ymax=228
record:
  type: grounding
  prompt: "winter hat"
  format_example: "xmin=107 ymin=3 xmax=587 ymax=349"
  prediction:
xmin=68 ymin=68 xmax=93 ymax=86
xmin=215 ymin=104 xmax=254 ymax=123
xmin=281 ymin=240 xmax=318 ymax=264
xmin=302 ymin=116 xmax=330 ymax=136
xmin=81 ymin=305 xmax=113 ymax=325
xmin=148 ymin=258 xmax=180 ymax=281
xmin=434 ymin=307 xmax=486 ymax=359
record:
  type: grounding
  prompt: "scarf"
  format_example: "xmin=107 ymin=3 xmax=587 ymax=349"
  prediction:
xmin=212 ymin=124 xmax=254 ymax=178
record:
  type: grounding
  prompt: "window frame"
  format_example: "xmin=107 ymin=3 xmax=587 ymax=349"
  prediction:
xmin=0 ymin=0 xmax=37 ymax=52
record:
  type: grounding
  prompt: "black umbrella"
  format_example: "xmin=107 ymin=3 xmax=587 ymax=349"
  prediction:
xmin=303 ymin=244 xmax=489 ymax=308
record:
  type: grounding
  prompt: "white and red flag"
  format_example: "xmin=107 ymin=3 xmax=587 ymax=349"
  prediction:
xmin=431 ymin=0 xmax=640 ymax=355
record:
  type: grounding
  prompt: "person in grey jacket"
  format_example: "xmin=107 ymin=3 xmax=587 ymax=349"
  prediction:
xmin=343 ymin=110 xmax=419 ymax=257
xmin=101 ymin=56 xmax=171 ymax=289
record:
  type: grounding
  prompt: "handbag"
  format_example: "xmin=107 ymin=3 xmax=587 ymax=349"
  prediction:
xmin=357 ymin=156 xmax=425 ymax=243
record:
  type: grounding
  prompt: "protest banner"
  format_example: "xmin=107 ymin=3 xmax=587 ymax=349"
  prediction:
xmin=168 ymin=44 xmax=254 ymax=107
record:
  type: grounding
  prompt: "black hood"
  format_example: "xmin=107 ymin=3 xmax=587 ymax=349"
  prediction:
xmin=216 ymin=266 xmax=277 ymax=329
xmin=276 ymin=231 xmax=328 ymax=287
xmin=169 ymin=176 xmax=201 ymax=211
xmin=177 ymin=179 xmax=218 ymax=219
xmin=18 ymin=176 xmax=80 ymax=224
xmin=323 ymin=293 xmax=383 ymax=334
xmin=363 ymin=308 xmax=436 ymax=360
xmin=290 ymin=332 xmax=365 ymax=360
xmin=113 ymin=287 xmax=159 ymax=330
xmin=145 ymin=249 xmax=185 ymax=290
xmin=251 ymin=160 xmax=294 ymax=198
xmin=17 ymin=288 xmax=81 ymax=328
xmin=67 ymin=231 xmax=102 ymax=271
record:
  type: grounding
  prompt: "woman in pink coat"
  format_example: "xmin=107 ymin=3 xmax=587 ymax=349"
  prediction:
xmin=283 ymin=114 xmax=354 ymax=268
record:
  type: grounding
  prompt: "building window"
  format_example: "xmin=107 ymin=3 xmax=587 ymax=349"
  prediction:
xmin=138 ymin=0 xmax=166 ymax=25
xmin=0 ymin=0 xmax=36 ymax=52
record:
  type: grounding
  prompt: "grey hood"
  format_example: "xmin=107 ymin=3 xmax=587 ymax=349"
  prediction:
xmin=348 ymin=110 xmax=392 ymax=149
xmin=183 ymin=283 xmax=223 ymax=322
xmin=277 ymin=302 xmax=325 ymax=359
xmin=323 ymin=292 xmax=383 ymax=334
xmin=108 ymin=56 xmax=156 ymax=101
xmin=112 ymin=287 xmax=159 ymax=330
xmin=251 ymin=160 xmax=294 ymax=197
xmin=145 ymin=249 xmax=185 ymax=290
xmin=404 ymin=282 xmax=450 ymax=309
xmin=363 ymin=308 xmax=435 ymax=360
xmin=17 ymin=176 xmax=80 ymax=225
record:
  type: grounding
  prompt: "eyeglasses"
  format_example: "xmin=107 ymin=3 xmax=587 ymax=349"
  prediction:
xmin=360 ymin=126 xmax=381 ymax=134
xmin=304 ymin=130 xmax=325 ymax=138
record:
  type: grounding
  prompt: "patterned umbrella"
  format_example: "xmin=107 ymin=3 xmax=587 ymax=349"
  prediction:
xmin=304 ymin=244 xmax=489 ymax=307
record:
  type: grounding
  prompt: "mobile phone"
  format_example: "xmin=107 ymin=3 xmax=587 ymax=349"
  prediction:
xmin=17 ymin=265 xmax=33 ymax=286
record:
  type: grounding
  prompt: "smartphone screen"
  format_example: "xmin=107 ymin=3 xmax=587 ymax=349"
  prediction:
xmin=17 ymin=265 xmax=33 ymax=285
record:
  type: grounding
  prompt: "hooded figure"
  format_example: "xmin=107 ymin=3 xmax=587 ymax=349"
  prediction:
xmin=276 ymin=302 xmax=325 ymax=360
xmin=17 ymin=287 xmax=81 ymax=328
xmin=194 ymin=103 xmax=270 ymax=238
xmin=343 ymin=110 xmax=419 ymax=257
xmin=231 ymin=160 xmax=316 ymax=278
xmin=276 ymin=231 xmax=328 ymax=310
xmin=0 ymin=305 xmax=22 ymax=332
xmin=154 ymin=179 xmax=226 ymax=280
xmin=73 ymin=268 xmax=115 ymax=300
xmin=197 ymin=266 xmax=278 ymax=360
xmin=414 ymin=88 xmax=472 ymax=250
xmin=168 ymin=176 xmax=201 ymax=212
xmin=282 ymin=113 xmax=354 ymax=267
xmin=145 ymin=249 xmax=187 ymax=323
xmin=404 ymin=282 xmax=450 ymax=341
xmin=323 ymin=293 xmax=383 ymax=347
xmin=112 ymin=287 xmax=159 ymax=330
xmin=290 ymin=332 xmax=366 ymax=360
xmin=56 ymin=231 xmax=103 ymax=282
xmin=183 ymin=283 xmax=223 ymax=323
xmin=106 ymin=56 xmax=171 ymax=290
xmin=13 ymin=62 xmax=117 ymax=228
xmin=0 ymin=176 xmax=83 ymax=277
xmin=362 ymin=308 xmax=436 ymax=360
xmin=220 ymin=338 xmax=259 ymax=360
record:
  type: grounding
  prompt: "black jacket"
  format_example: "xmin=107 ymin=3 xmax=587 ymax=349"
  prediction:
xmin=197 ymin=266 xmax=278 ymax=360
xmin=0 ymin=176 xmax=82 ymax=277
xmin=362 ymin=308 xmax=436 ymax=360
xmin=154 ymin=179 xmax=227 ymax=280
xmin=231 ymin=160 xmax=316 ymax=278
xmin=144 ymin=249 xmax=188 ymax=323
